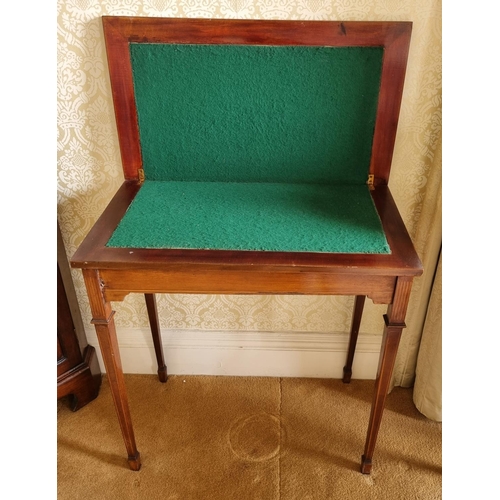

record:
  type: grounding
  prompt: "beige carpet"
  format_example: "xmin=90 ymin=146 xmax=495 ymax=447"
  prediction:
xmin=57 ymin=375 xmax=441 ymax=499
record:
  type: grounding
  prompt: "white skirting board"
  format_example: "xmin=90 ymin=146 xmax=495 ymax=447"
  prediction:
xmin=85 ymin=328 xmax=383 ymax=380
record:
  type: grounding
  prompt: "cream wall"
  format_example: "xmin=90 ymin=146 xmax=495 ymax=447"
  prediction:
xmin=57 ymin=0 xmax=442 ymax=397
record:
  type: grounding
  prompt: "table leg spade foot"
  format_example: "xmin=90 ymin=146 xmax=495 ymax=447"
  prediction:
xmin=342 ymin=367 xmax=352 ymax=384
xmin=360 ymin=455 xmax=372 ymax=474
xmin=127 ymin=451 xmax=141 ymax=471
xmin=157 ymin=365 xmax=168 ymax=383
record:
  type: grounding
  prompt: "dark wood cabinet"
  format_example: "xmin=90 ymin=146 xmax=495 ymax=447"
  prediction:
xmin=58 ymin=222 xmax=101 ymax=411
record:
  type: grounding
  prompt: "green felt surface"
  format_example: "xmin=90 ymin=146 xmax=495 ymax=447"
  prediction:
xmin=106 ymin=181 xmax=390 ymax=254
xmin=130 ymin=44 xmax=383 ymax=184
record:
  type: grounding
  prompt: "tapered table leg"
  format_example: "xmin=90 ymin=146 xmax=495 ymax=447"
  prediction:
xmin=360 ymin=276 xmax=413 ymax=474
xmin=343 ymin=295 xmax=365 ymax=383
xmin=145 ymin=293 xmax=168 ymax=383
xmin=83 ymin=270 xmax=141 ymax=471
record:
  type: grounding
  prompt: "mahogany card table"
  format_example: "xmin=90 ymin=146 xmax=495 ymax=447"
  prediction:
xmin=71 ymin=16 xmax=423 ymax=474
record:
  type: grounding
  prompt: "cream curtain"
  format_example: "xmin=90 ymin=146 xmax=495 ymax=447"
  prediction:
xmin=57 ymin=0 xmax=442 ymax=420
xmin=414 ymin=252 xmax=442 ymax=421
xmin=391 ymin=140 xmax=442 ymax=422
xmin=392 ymin=149 xmax=442 ymax=420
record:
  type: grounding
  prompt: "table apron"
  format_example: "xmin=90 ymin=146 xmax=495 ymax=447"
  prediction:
xmin=98 ymin=268 xmax=397 ymax=304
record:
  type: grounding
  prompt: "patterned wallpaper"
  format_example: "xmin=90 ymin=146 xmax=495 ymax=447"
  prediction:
xmin=57 ymin=0 xmax=442 ymax=384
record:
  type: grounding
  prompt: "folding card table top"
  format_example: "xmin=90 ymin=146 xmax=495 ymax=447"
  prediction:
xmin=71 ymin=16 xmax=423 ymax=474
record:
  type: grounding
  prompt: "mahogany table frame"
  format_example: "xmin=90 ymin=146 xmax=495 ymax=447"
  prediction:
xmin=71 ymin=17 xmax=423 ymax=474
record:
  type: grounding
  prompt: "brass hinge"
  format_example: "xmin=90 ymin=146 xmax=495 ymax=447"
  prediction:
xmin=367 ymin=174 xmax=374 ymax=190
xmin=138 ymin=168 xmax=145 ymax=184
